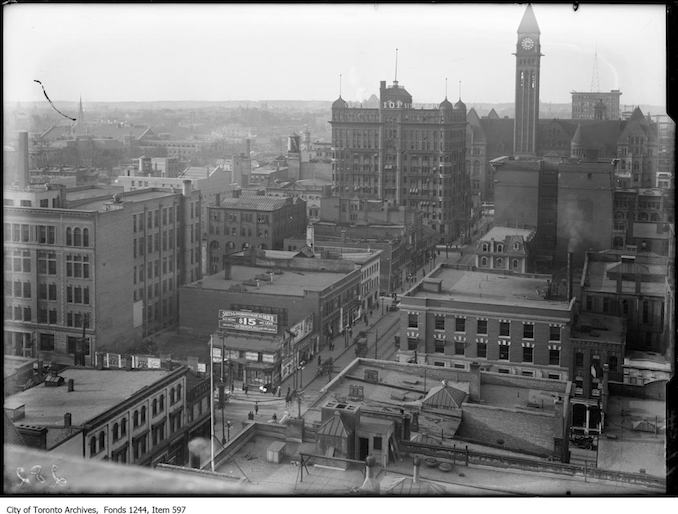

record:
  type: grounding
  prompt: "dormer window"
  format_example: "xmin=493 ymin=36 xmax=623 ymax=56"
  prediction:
xmin=482 ymin=243 xmax=489 ymax=252
xmin=513 ymin=242 xmax=521 ymax=251
xmin=496 ymin=244 xmax=504 ymax=253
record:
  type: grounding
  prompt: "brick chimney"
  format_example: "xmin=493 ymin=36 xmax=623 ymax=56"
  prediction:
xmin=469 ymin=361 xmax=481 ymax=402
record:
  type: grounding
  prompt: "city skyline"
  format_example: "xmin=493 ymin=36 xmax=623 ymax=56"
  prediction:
xmin=3 ymin=3 xmax=667 ymax=107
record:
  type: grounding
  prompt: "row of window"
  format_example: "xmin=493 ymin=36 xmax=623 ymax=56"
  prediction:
xmin=134 ymin=259 xmax=176 ymax=284
xmin=418 ymin=338 xmax=560 ymax=365
xmin=408 ymin=315 xmax=559 ymax=340
xmin=5 ymin=249 xmax=31 ymax=273
xmin=479 ymin=256 xmax=521 ymax=269
xmin=65 ymin=227 xmax=90 ymax=247
xmin=133 ymin=230 xmax=176 ymax=257
xmin=132 ymin=207 xmax=176 ymax=233
xmin=480 ymin=242 xmax=521 ymax=253
xmin=4 ymin=223 xmax=56 ymax=244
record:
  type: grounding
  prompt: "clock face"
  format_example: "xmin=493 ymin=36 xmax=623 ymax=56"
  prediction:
xmin=521 ymin=37 xmax=535 ymax=50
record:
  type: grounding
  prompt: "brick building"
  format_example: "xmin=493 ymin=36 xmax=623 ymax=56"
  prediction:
xmin=206 ymin=195 xmax=307 ymax=274
xmin=397 ymin=264 xmax=573 ymax=382
xmin=475 ymin=226 xmax=535 ymax=273
xmin=571 ymin=90 xmax=623 ymax=120
xmin=4 ymin=183 xmax=201 ymax=363
xmin=330 ymin=79 xmax=468 ymax=240
xmin=3 ymin=366 xmax=207 ymax=467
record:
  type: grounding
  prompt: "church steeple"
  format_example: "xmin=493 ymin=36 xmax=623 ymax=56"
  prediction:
xmin=78 ymin=95 xmax=84 ymax=123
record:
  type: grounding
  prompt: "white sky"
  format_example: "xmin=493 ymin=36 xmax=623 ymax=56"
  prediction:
xmin=3 ymin=3 xmax=667 ymax=106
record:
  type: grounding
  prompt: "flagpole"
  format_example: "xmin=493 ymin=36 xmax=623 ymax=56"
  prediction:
xmin=209 ymin=334 xmax=215 ymax=472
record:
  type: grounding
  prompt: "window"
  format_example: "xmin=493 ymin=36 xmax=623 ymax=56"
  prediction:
xmin=586 ymin=295 xmax=593 ymax=311
xmin=121 ymin=418 xmax=127 ymax=436
xmin=73 ymin=228 xmax=81 ymax=247
xmin=40 ymin=333 xmax=55 ymax=351
xmin=549 ymin=348 xmax=560 ymax=366
xmin=38 ymin=251 xmax=57 ymax=275
xmin=133 ymin=411 xmax=139 ymax=428
xmin=549 ymin=326 xmax=560 ymax=341
xmin=159 ymin=395 xmax=164 ymax=412
xmin=480 ymin=257 xmax=488 ymax=266
xmin=407 ymin=338 xmax=418 ymax=351
xmin=90 ymin=436 xmax=97 ymax=455
xmin=455 ymin=317 xmax=466 ymax=332
xmin=608 ymin=355 xmax=618 ymax=373
xmin=434 ymin=316 xmax=445 ymax=330
xmin=575 ymin=352 xmax=584 ymax=368
xmin=499 ymin=321 xmax=510 ymax=337
xmin=477 ymin=342 xmax=487 ymax=358
xmin=603 ymin=298 xmax=610 ymax=313
xmin=477 ymin=319 xmax=487 ymax=335
xmin=99 ymin=431 xmax=105 ymax=451
xmin=113 ymin=423 xmax=119 ymax=442
xmin=373 ymin=437 xmax=382 ymax=451
xmin=83 ymin=228 xmax=89 ymax=247
xmin=454 ymin=341 xmax=465 ymax=355
xmin=498 ymin=344 xmax=509 ymax=360
xmin=152 ymin=399 xmax=158 ymax=416
xmin=522 ymin=346 xmax=533 ymax=363
xmin=434 ymin=340 xmax=445 ymax=353
xmin=66 ymin=254 xmax=90 ymax=278
xmin=512 ymin=259 xmax=519 ymax=270
xmin=408 ymin=313 xmax=418 ymax=328
xmin=523 ymin=323 xmax=534 ymax=339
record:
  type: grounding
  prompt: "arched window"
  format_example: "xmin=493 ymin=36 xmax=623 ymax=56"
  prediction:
xmin=513 ymin=242 xmax=520 ymax=251
xmin=121 ymin=418 xmax=127 ymax=436
xmin=98 ymin=431 xmax=105 ymax=451
xmin=152 ymin=398 xmax=158 ymax=416
xmin=113 ymin=423 xmax=119 ymax=441
xmin=83 ymin=228 xmax=89 ymax=247
xmin=496 ymin=244 xmax=504 ymax=253
xmin=512 ymin=259 xmax=519 ymax=270
xmin=133 ymin=410 xmax=139 ymax=427
xmin=73 ymin=228 xmax=82 ymax=246
xmin=159 ymin=394 xmax=164 ymax=411
xmin=170 ymin=387 xmax=175 ymax=404
xmin=482 ymin=243 xmax=488 ymax=252
xmin=89 ymin=436 xmax=97 ymax=455
xmin=177 ymin=384 xmax=182 ymax=400
xmin=140 ymin=406 xmax=146 ymax=424
xmin=66 ymin=227 xmax=72 ymax=246
xmin=496 ymin=257 xmax=503 ymax=267
xmin=481 ymin=257 xmax=488 ymax=266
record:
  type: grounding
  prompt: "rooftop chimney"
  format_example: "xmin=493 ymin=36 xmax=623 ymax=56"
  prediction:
xmin=359 ymin=455 xmax=380 ymax=494
xmin=17 ymin=131 xmax=29 ymax=187
xmin=64 ymin=412 xmax=72 ymax=427
xmin=182 ymin=179 xmax=192 ymax=197
xmin=67 ymin=379 xmax=74 ymax=392
xmin=567 ymin=252 xmax=573 ymax=301
xmin=469 ymin=361 xmax=481 ymax=402
xmin=412 ymin=456 xmax=421 ymax=484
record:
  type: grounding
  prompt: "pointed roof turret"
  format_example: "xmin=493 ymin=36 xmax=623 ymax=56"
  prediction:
xmin=629 ymin=106 xmax=646 ymax=123
xmin=332 ymin=96 xmax=348 ymax=110
xmin=439 ymin=97 xmax=454 ymax=110
xmin=487 ymin=108 xmax=500 ymax=119
xmin=454 ymin=98 xmax=466 ymax=111
xmin=518 ymin=4 xmax=540 ymax=34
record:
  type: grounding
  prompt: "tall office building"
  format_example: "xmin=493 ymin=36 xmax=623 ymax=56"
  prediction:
xmin=330 ymin=79 xmax=468 ymax=240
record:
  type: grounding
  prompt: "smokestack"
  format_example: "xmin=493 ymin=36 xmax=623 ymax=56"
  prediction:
xmin=17 ymin=131 xmax=29 ymax=187
xmin=567 ymin=252 xmax=573 ymax=301
xmin=64 ymin=413 xmax=72 ymax=428
xmin=67 ymin=379 xmax=74 ymax=392
xmin=182 ymin=179 xmax=192 ymax=197
xmin=413 ymin=456 xmax=421 ymax=483
xmin=359 ymin=455 xmax=380 ymax=494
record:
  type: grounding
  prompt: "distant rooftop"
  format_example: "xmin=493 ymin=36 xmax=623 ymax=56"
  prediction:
xmin=585 ymin=260 xmax=666 ymax=297
xmin=480 ymin=226 xmax=535 ymax=242
xmin=189 ymin=265 xmax=348 ymax=297
xmin=4 ymin=368 xmax=172 ymax=449
xmin=407 ymin=266 xmax=570 ymax=310
xmin=69 ymin=188 xmax=182 ymax=212
xmin=213 ymin=196 xmax=295 ymax=211
xmin=572 ymin=312 xmax=626 ymax=342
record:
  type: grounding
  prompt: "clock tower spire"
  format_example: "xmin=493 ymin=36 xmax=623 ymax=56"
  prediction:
xmin=514 ymin=4 xmax=541 ymax=156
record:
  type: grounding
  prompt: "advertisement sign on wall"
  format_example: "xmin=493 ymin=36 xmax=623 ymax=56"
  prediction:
xmin=219 ymin=310 xmax=278 ymax=334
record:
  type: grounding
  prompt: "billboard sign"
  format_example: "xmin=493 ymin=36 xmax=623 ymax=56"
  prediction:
xmin=219 ymin=310 xmax=278 ymax=334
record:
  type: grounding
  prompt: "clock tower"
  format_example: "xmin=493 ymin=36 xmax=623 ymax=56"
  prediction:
xmin=514 ymin=4 xmax=541 ymax=156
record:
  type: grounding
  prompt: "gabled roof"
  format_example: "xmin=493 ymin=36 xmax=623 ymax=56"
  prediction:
xmin=422 ymin=382 xmax=468 ymax=410
xmin=318 ymin=412 xmax=348 ymax=438
xmin=487 ymin=108 xmax=500 ymax=119
xmin=518 ymin=4 xmax=540 ymax=34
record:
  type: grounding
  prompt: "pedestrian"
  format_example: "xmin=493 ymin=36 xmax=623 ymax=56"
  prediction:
xmin=255 ymin=401 xmax=259 ymax=416
xmin=276 ymin=385 xmax=281 ymax=397
xmin=272 ymin=413 xmax=277 ymax=423
xmin=286 ymin=386 xmax=291 ymax=399
xmin=285 ymin=393 xmax=290 ymax=407
xmin=244 ymin=384 xmax=248 ymax=396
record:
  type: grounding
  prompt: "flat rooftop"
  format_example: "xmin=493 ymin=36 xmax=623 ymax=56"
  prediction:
xmin=213 ymin=196 xmax=293 ymax=211
xmin=585 ymin=261 xmax=666 ymax=296
xmin=4 ymin=355 xmax=35 ymax=376
xmin=480 ymin=226 xmax=535 ymax=242
xmin=572 ymin=313 xmax=626 ymax=342
xmin=190 ymin=265 xmax=348 ymax=296
xmin=408 ymin=267 xmax=570 ymax=310
xmin=70 ymin=188 xmax=179 ymax=211
xmin=4 ymin=368 xmax=171 ymax=448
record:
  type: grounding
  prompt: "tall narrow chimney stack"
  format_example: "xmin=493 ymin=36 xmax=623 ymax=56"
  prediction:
xmin=17 ymin=131 xmax=29 ymax=187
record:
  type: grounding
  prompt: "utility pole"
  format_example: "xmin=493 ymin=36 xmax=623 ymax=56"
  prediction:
xmin=374 ymin=327 xmax=378 ymax=359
